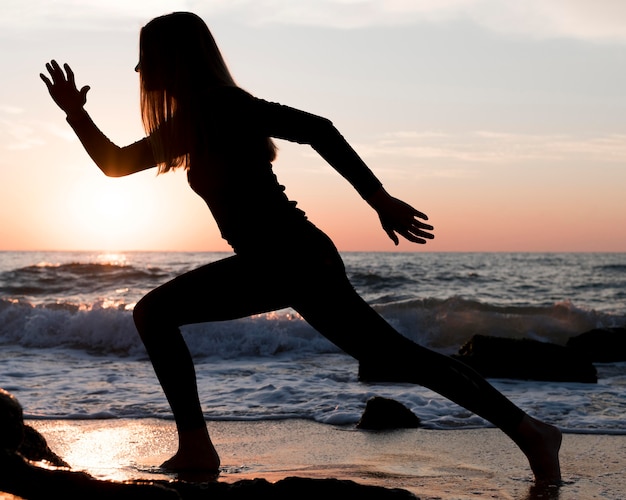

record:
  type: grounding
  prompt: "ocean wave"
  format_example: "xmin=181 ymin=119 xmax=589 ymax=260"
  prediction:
xmin=378 ymin=296 xmax=625 ymax=351
xmin=1 ymin=295 xmax=623 ymax=358
xmin=0 ymin=298 xmax=140 ymax=355
xmin=594 ymin=263 xmax=626 ymax=273
xmin=0 ymin=261 xmax=171 ymax=300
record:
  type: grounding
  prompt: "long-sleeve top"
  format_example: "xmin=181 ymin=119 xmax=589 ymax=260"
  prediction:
xmin=66 ymin=86 xmax=382 ymax=254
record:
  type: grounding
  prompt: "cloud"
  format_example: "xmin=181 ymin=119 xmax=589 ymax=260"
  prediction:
xmin=361 ymin=130 xmax=626 ymax=170
xmin=210 ymin=0 xmax=626 ymax=43
xmin=37 ymin=120 xmax=79 ymax=142
xmin=462 ymin=0 xmax=626 ymax=44
xmin=1 ymin=0 xmax=182 ymax=32
xmin=0 ymin=105 xmax=24 ymax=115
xmin=0 ymin=119 xmax=45 ymax=150
xmin=0 ymin=118 xmax=76 ymax=151
xmin=5 ymin=0 xmax=626 ymax=43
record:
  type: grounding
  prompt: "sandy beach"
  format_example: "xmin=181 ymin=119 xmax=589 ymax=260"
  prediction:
xmin=24 ymin=419 xmax=626 ymax=500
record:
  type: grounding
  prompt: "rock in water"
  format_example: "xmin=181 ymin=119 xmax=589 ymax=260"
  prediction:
xmin=566 ymin=327 xmax=626 ymax=363
xmin=454 ymin=335 xmax=597 ymax=383
xmin=357 ymin=396 xmax=421 ymax=430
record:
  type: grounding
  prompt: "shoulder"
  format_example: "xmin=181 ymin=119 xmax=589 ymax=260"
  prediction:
xmin=208 ymin=86 xmax=279 ymax=124
xmin=200 ymin=86 xmax=258 ymax=116
xmin=207 ymin=85 xmax=254 ymax=105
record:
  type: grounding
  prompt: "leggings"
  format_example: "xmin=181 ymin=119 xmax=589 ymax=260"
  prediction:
xmin=133 ymin=232 xmax=525 ymax=438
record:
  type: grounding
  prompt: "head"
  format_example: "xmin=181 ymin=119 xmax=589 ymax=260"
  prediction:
xmin=138 ymin=12 xmax=237 ymax=172
xmin=138 ymin=12 xmax=235 ymax=95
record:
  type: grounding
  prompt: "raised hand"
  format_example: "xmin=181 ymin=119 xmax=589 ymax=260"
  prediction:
xmin=367 ymin=187 xmax=434 ymax=245
xmin=40 ymin=60 xmax=90 ymax=117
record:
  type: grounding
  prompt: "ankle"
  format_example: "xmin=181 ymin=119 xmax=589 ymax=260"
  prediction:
xmin=178 ymin=427 xmax=214 ymax=451
xmin=514 ymin=415 xmax=562 ymax=484
xmin=163 ymin=427 xmax=221 ymax=472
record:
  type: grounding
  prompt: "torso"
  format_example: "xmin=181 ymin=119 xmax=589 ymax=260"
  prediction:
xmin=185 ymin=87 xmax=311 ymax=255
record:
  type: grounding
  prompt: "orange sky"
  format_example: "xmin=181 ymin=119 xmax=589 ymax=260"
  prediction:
xmin=1 ymin=1 xmax=625 ymax=252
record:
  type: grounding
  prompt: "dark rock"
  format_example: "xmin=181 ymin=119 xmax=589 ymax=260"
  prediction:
xmin=274 ymin=476 xmax=416 ymax=499
xmin=0 ymin=450 xmax=181 ymax=499
xmin=566 ymin=327 xmax=626 ymax=363
xmin=18 ymin=425 xmax=69 ymax=467
xmin=357 ymin=396 xmax=421 ymax=430
xmin=0 ymin=389 xmax=24 ymax=453
xmin=0 ymin=452 xmax=418 ymax=500
xmin=454 ymin=335 xmax=597 ymax=383
xmin=157 ymin=476 xmax=417 ymax=499
xmin=0 ymin=387 xmax=179 ymax=499
xmin=0 ymin=387 xmax=68 ymax=467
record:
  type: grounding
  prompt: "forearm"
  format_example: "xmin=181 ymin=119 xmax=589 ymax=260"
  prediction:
xmin=309 ymin=123 xmax=382 ymax=199
xmin=65 ymin=109 xmax=154 ymax=177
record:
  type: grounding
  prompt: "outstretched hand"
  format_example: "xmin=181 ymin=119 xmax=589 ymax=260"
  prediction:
xmin=367 ymin=188 xmax=434 ymax=246
xmin=40 ymin=60 xmax=90 ymax=117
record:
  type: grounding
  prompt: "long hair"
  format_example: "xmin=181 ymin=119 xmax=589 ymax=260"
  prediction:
xmin=138 ymin=12 xmax=276 ymax=172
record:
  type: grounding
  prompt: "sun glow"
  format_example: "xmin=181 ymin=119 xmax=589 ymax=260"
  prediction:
xmin=78 ymin=180 xmax=132 ymax=220
xmin=63 ymin=174 xmax=158 ymax=250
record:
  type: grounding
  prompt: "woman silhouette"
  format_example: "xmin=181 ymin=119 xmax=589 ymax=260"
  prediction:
xmin=41 ymin=11 xmax=561 ymax=484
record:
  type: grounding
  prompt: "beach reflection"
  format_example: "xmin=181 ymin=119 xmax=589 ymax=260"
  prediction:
xmin=60 ymin=426 xmax=143 ymax=480
xmin=39 ymin=421 xmax=177 ymax=482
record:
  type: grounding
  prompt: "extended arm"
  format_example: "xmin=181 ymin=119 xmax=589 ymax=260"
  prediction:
xmin=251 ymin=95 xmax=434 ymax=245
xmin=40 ymin=60 xmax=155 ymax=177
xmin=300 ymin=119 xmax=434 ymax=245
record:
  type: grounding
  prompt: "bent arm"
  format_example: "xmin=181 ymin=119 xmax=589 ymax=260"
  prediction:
xmin=65 ymin=109 xmax=155 ymax=177
xmin=259 ymin=101 xmax=382 ymax=199
xmin=41 ymin=60 xmax=155 ymax=177
xmin=247 ymin=92 xmax=434 ymax=244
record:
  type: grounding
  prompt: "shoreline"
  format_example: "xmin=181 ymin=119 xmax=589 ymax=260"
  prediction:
xmin=27 ymin=418 xmax=626 ymax=500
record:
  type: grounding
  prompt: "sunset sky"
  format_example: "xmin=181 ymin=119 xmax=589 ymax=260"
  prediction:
xmin=1 ymin=0 xmax=625 ymax=252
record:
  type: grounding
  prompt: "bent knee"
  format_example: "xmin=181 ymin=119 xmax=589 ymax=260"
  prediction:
xmin=132 ymin=296 xmax=149 ymax=334
xmin=133 ymin=293 xmax=170 ymax=334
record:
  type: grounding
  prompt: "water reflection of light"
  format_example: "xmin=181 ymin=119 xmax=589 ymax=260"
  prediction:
xmin=43 ymin=421 xmax=176 ymax=482
xmin=62 ymin=427 xmax=139 ymax=480
xmin=96 ymin=253 xmax=128 ymax=267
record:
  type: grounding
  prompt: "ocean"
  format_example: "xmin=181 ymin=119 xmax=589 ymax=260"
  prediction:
xmin=1 ymin=251 xmax=625 ymax=434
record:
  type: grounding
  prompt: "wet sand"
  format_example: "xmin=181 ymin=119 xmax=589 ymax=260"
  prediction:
xmin=28 ymin=419 xmax=626 ymax=500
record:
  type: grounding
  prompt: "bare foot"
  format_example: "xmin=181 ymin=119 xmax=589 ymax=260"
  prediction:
xmin=515 ymin=415 xmax=562 ymax=485
xmin=160 ymin=449 xmax=220 ymax=472
xmin=161 ymin=427 xmax=221 ymax=474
